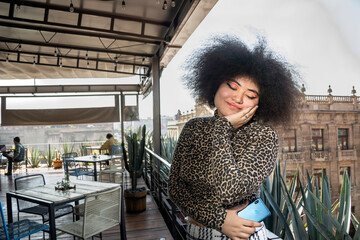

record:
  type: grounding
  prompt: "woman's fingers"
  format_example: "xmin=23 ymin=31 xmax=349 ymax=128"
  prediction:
xmin=244 ymin=105 xmax=258 ymax=119
xmin=223 ymin=209 xmax=263 ymax=239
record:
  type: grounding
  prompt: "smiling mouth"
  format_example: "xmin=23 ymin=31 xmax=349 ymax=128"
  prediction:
xmin=227 ymin=102 xmax=240 ymax=109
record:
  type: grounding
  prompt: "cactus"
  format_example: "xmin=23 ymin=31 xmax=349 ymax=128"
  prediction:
xmin=124 ymin=125 xmax=146 ymax=191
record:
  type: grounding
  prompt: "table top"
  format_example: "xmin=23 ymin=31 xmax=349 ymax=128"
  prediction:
xmin=9 ymin=180 xmax=120 ymax=205
xmin=72 ymin=154 xmax=112 ymax=163
xmin=85 ymin=145 xmax=101 ymax=150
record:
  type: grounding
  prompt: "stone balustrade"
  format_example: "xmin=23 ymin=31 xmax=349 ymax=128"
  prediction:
xmin=311 ymin=151 xmax=330 ymax=161
xmin=337 ymin=148 xmax=357 ymax=161
xmin=281 ymin=152 xmax=304 ymax=163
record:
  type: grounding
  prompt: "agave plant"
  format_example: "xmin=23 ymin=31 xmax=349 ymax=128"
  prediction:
xmin=159 ymin=135 xmax=177 ymax=181
xmin=123 ymin=125 xmax=146 ymax=191
xmin=28 ymin=148 xmax=41 ymax=168
xmin=160 ymin=135 xmax=177 ymax=164
xmin=261 ymin=162 xmax=360 ymax=239
xmin=62 ymin=143 xmax=75 ymax=154
xmin=43 ymin=148 xmax=55 ymax=167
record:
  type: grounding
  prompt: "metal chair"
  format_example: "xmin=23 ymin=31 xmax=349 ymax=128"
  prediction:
xmin=12 ymin=147 xmax=27 ymax=176
xmin=57 ymin=186 xmax=123 ymax=239
xmin=62 ymin=152 xmax=94 ymax=179
xmin=0 ymin=200 xmax=49 ymax=240
xmin=14 ymin=174 xmax=74 ymax=223
xmin=99 ymin=145 xmax=124 ymax=184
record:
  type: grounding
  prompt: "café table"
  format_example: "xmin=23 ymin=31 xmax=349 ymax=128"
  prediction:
xmin=64 ymin=155 xmax=112 ymax=181
xmin=6 ymin=180 xmax=126 ymax=240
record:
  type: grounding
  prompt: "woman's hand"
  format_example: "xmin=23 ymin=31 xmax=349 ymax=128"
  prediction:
xmin=225 ymin=105 xmax=258 ymax=130
xmin=221 ymin=202 xmax=262 ymax=240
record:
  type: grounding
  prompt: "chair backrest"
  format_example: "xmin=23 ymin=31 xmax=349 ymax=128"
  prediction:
xmin=110 ymin=145 xmax=123 ymax=168
xmin=62 ymin=152 xmax=78 ymax=172
xmin=111 ymin=145 xmax=122 ymax=156
xmin=62 ymin=152 xmax=78 ymax=158
xmin=15 ymin=174 xmax=46 ymax=211
xmin=0 ymin=201 xmax=10 ymax=240
xmin=82 ymin=186 xmax=122 ymax=239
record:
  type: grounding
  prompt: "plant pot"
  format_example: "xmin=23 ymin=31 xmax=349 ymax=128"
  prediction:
xmin=53 ymin=160 xmax=62 ymax=169
xmin=124 ymin=187 xmax=147 ymax=213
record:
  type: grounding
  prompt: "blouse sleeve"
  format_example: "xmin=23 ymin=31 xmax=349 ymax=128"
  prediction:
xmin=100 ymin=140 xmax=109 ymax=150
xmin=211 ymin=117 xmax=279 ymax=205
xmin=168 ymin=120 xmax=227 ymax=231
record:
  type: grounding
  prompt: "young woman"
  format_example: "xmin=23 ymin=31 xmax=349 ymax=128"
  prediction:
xmin=168 ymin=35 xmax=300 ymax=240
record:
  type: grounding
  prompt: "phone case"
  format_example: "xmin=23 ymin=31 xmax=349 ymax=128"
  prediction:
xmin=237 ymin=198 xmax=271 ymax=222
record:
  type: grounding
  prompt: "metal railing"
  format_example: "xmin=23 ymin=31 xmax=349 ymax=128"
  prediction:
xmin=144 ymin=147 xmax=187 ymax=240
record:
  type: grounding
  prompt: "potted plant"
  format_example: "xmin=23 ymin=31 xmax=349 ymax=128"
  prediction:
xmin=55 ymin=174 xmax=76 ymax=191
xmin=123 ymin=125 xmax=147 ymax=213
xmin=53 ymin=149 xmax=62 ymax=169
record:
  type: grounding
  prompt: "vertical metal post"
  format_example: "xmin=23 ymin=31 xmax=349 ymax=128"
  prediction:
xmin=120 ymin=92 xmax=125 ymax=144
xmin=152 ymin=56 xmax=161 ymax=155
xmin=152 ymin=56 xmax=162 ymax=210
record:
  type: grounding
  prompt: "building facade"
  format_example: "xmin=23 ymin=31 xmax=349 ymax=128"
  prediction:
xmin=168 ymin=86 xmax=360 ymax=218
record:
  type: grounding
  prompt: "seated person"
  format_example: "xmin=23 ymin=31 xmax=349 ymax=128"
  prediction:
xmin=2 ymin=137 xmax=25 ymax=175
xmin=100 ymin=133 xmax=120 ymax=165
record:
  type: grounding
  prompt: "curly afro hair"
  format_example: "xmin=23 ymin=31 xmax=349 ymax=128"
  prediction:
xmin=182 ymin=35 xmax=301 ymax=126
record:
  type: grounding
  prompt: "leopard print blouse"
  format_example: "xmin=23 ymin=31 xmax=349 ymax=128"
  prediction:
xmin=168 ymin=110 xmax=279 ymax=232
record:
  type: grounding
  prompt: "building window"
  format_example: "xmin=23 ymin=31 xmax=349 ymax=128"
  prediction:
xmin=339 ymin=166 xmax=351 ymax=186
xmin=313 ymin=168 xmax=327 ymax=186
xmin=283 ymin=129 xmax=297 ymax=152
xmin=338 ymin=128 xmax=348 ymax=150
xmin=285 ymin=170 xmax=300 ymax=191
xmin=312 ymin=129 xmax=324 ymax=151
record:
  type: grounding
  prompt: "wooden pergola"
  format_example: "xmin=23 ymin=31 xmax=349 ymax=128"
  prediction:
xmin=0 ymin=0 xmax=218 ymax=156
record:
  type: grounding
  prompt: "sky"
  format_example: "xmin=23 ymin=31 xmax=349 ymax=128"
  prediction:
xmin=140 ymin=0 xmax=360 ymax=118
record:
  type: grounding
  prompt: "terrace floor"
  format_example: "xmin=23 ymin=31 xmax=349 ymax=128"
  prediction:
xmin=0 ymin=166 xmax=173 ymax=240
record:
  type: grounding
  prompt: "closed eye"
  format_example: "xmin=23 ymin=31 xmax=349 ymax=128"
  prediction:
xmin=246 ymin=91 xmax=258 ymax=99
xmin=226 ymin=81 xmax=239 ymax=90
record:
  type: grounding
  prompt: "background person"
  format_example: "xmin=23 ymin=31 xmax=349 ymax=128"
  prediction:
xmin=100 ymin=133 xmax=120 ymax=165
xmin=2 ymin=136 xmax=25 ymax=176
xmin=168 ymin=35 xmax=300 ymax=240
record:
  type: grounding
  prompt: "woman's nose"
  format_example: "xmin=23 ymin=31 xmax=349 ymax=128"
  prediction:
xmin=233 ymin=90 xmax=244 ymax=103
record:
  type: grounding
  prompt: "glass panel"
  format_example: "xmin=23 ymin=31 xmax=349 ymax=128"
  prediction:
xmin=290 ymin=139 xmax=296 ymax=152
xmin=338 ymin=128 xmax=348 ymax=136
xmin=343 ymin=138 xmax=348 ymax=149
xmin=318 ymin=139 xmax=323 ymax=151
xmin=311 ymin=139 xmax=316 ymax=151
xmin=283 ymin=145 xmax=289 ymax=153
xmin=338 ymin=138 xmax=342 ymax=148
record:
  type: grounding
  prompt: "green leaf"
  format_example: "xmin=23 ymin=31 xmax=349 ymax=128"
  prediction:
xmin=306 ymin=190 xmax=352 ymax=240
xmin=279 ymin=176 xmax=308 ymax=239
xmin=262 ymin=187 xmax=294 ymax=240
xmin=299 ymin=179 xmax=317 ymax=240
xmin=336 ymin=170 xmax=351 ymax=237
xmin=302 ymin=207 xmax=336 ymax=240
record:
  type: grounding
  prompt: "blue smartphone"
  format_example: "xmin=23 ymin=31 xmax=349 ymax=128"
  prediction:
xmin=237 ymin=198 xmax=271 ymax=222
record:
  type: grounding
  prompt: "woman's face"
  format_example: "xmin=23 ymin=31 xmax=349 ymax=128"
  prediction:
xmin=214 ymin=76 xmax=260 ymax=117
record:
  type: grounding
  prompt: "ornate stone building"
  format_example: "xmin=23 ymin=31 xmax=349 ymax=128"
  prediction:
xmin=167 ymin=86 xmax=360 ymax=218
